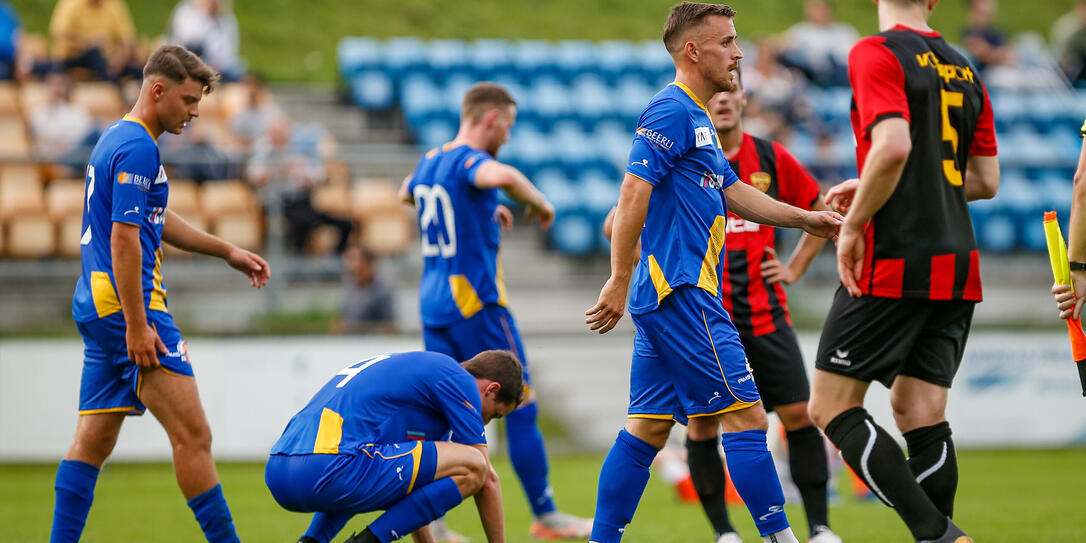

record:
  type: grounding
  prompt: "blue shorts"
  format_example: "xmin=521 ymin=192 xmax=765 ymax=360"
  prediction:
xmin=629 ymin=285 xmax=760 ymax=424
xmin=423 ymin=304 xmax=532 ymax=387
xmin=265 ymin=441 xmax=439 ymax=514
xmin=75 ymin=310 xmax=194 ymax=415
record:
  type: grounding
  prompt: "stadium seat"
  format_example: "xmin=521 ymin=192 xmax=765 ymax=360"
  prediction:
xmin=211 ymin=213 xmax=263 ymax=251
xmin=215 ymin=83 xmax=250 ymax=122
xmin=511 ymin=40 xmax=556 ymax=83
xmin=18 ymin=81 xmax=50 ymax=119
xmin=0 ymin=168 xmax=45 ymax=221
xmin=596 ymin=41 xmax=639 ymax=80
xmin=349 ymin=69 xmax=395 ymax=110
xmin=0 ymin=118 xmax=30 ymax=156
xmin=637 ymin=40 xmax=675 ymax=84
xmin=382 ymin=37 xmax=427 ymax=79
xmin=360 ymin=208 xmax=414 ymax=256
xmin=468 ymin=39 xmax=512 ymax=80
xmin=337 ymin=37 xmax=381 ymax=79
xmin=569 ymin=74 xmax=613 ymax=126
xmin=553 ymin=40 xmax=595 ymax=81
xmin=400 ymin=74 xmax=443 ymax=126
xmin=45 ymin=179 xmax=85 ymax=221
xmin=550 ymin=211 xmax=597 ymax=256
xmin=200 ymin=180 xmax=259 ymax=220
xmin=426 ymin=39 xmax=469 ymax=80
xmin=55 ymin=213 xmax=83 ymax=258
xmin=0 ymin=82 xmax=18 ymax=116
xmin=311 ymin=182 xmax=353 ymax=218
xmin=5 ymin=213 xmax=55 ymax=258
xmin=167 ymin=179 xmax=201 ymax=215
xmin=71 ymin=82 xmax=125 ymax=121
xmin=351 ymin=178 xmax=402 ymax=219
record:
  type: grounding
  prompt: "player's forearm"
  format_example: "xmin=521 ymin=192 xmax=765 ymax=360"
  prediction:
xmin=501 ymin=169 xmax=548 ymax=210
xmin=1069 ymin=141 xmax=1086 ymax=262
xmin=964 ymin=154 xmax=999 ymax=202
xmin=610 ymin=177 xmax=651 ymax=281
xmin=111 ymin=224 xmax=148 ymax=327
xmin=725 ymin=181 xmax=806 ymax=229
xmin=162 ymin=209 xmax=233 ymax=259
xmin=474 ymin=471 xmax=506 ymax=543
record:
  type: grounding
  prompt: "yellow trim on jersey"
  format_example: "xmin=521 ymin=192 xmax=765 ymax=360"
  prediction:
xmin=313 ymin=408 xmax=344 ymax=454
xmin=496 ymin=250 xmax=508 ymax=307
xmin=449 ymin=275 xmax=485 ymax=319
xmin=122 ymin=114 xmax=156 ymax=141
xmin=697 ymin=216 xmax=727 ymax=297
xmin=78 ymin=406 xmax=140 ymax=415
xmin=90 ymin=271 xmax=122 ymax=318
xmin=669 ymin=82 xmax=723 ymax=149
xmin=647 ymin=255 xmax=673 ymax=304
xmin=407 ymin=441 xmax=424 ymax=494
xmin=702 ymin=310 xmax=745 ymax=405
xmin=149 ymin=247 xmax=167 ymax=312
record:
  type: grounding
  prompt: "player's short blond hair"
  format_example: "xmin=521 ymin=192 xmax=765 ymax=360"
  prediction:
xmin=143 ymin=44 xmax=220 ymax=95
xmin=662 ymin=2 xmax=737 ymax=55
xmin=461 ymin=82 xmax=517 ymax=124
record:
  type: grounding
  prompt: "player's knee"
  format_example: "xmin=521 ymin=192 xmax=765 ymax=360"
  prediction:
xmin=171 ymin=422 xmax=213 ymax=452
xmin=807 ymin=398 xmax=833 ymax=429
xmin=459 ymin=448 xmax=489 ymax=496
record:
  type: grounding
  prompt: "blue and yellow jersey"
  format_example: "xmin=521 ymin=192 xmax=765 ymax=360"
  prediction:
xmin=408 ymin=143 xmax=507 ymax=327
xmin=270 ymin=351 xmax=487 ymax=455
xmin=72 ymin=116 xmax=169 ymax=323
xmin=625 ymin=83 xmax=739 ymax=315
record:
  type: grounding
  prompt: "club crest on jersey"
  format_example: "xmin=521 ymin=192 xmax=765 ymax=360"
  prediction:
xmin=701 ymin=170 xmax=726 ymax=189
xmin=750 ymin=172 xmax=772 ymax=192
xmin=636 ymin=127 xmax=674 ymax=150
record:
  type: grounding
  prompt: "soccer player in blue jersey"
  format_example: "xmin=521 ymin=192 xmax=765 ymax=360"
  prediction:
xmin=266 ymin=350 xmax=523 ymax=543
xmin=50 ymin=45 xmax=270 ymax=543
xmin=584 ymin=4 xmax=842 ymax=543
xmin=399 ymin=83 xmax=592 ymax=541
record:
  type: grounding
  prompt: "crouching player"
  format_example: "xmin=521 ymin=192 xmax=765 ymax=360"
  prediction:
xmin=265 ymin=350 xmax=524 ymax=543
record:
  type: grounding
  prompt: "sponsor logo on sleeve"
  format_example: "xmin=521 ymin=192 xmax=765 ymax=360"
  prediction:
xmin=695 ymin=126 xmax=714 ymax=148
xmin=117 ymin=171 xmax=152 ymax=191
xmin=636 ymin=127 xmax=674 ymax=151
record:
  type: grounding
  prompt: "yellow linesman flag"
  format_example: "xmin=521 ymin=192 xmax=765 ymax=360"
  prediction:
xmin=1043 ymin=211 xmax=1086 ymax=396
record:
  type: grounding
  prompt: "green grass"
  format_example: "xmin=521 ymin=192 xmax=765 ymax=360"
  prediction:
xmin=12 ymin=0 xmax=1071 ymax=83
xmin=4 ymin=449 xmax=1084 ymax=541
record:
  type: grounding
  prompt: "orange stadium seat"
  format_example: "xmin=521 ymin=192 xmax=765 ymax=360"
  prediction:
xmin=216 ymin=83 xmax=249 ymax=122
xmin=167 ymin=179 xmax=200 ymax=215
xmin=18 ymin=81 xmax=49 ymax=119
xmin=350 ymin=178 xmax=402 ymax=220
xmin=6 ymin=213 xmax=55 ymax=258
xmin=200 ymin=179 xmax=259 ymax=219
xmin=71 ymin=82 xmax=125 ymax=121
xmin=45 ymin=179 xmax=86 ymax=221
xmin=312 ymin=183 xmax=353 ymax=218
xmin=0 ymin=82 xmax=19 ymax=116
xmin=55 ymin=213 xmax=83 ymax=258
xmin=212 ymin=213 xmax=263 ymax=251
xmin=360 ymin=208 xmax=413 ymax=256
xmin=0 ymin=168 xmax=46 ymax=221
xmin=0 ymin=118 xmax=30 ymax=156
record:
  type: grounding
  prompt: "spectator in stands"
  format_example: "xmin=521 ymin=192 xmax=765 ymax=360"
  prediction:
xmin=331 ymin=246 xmax=397 ymax=335
xmin=778 ymin=0 xmax=858 ymax=87
xmin=962 ymin=0 xmax=1015 ymax=72
xmin=246 ymin=114 xmax=351 ymax=254
xmin=167 ymin=0 xmax=243 ymax=82
xmin=161 ymin=119 xmax=237 ymax=183
xmin=1057 ymin=0 xmax=1086 ymax=85
xmin=29 ymin=72 xmax=95 ymax=170
xmin=0 ymin=2 xmax=19 ymax=80
xmin=229 ymin=73 xmax=281 ymax=147
xmin=49 ymin=0 xmax=141 ymax=81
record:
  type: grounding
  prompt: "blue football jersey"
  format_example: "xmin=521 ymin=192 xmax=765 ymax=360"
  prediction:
xmin=72 ymin=116 xmax=169 ymax=323
xmin=625 ymin=82 xmax=740 ymax=315
xmin=408 ymin=143 xmax=507 ymax=327
xmin=270 ymin=351 xmax=487 ymax=455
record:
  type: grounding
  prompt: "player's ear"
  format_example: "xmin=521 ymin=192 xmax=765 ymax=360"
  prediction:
xmin=484 ymin=381 xmax=502 ymax=398
xmin=150 ymin=79 xmax=167 ymax=101
xmin=685 ymin=40 xmax=699 ymax=63
xmin=483 ymin=107 xmax=499 ymax=128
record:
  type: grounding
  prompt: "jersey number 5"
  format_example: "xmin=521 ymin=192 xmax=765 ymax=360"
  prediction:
xmin=413 ymin=185 xmax=457 ymax=258
xmin=940 ymin=89 xmax=964 ymax=187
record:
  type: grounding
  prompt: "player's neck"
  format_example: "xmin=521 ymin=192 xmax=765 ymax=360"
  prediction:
xmin=877 ymin=3 xmax=933 ymax=33
xmin=126 ymin=103 xmax=163 ymax=140
xmin=451 ymin=127 xmax=487 ymax=152
xmin=673 ymin=70 xmax=716 ymax=110
xmin=719 ymin=126 xmax=743 ymax=159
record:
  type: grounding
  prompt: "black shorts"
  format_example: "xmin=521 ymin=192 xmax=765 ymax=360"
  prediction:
xmin=740 ymin=326 xmax=810 ymax=413
xmin=815 ymin=287 xmax=976 ymax=388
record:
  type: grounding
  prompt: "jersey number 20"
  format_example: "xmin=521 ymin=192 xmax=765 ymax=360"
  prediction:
xmin=413 ymin=185 xmax=457 ymax=258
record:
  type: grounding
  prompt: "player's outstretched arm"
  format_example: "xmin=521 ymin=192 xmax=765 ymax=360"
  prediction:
xmin=586 ymin=174 xmax=651 ymax=334
xmin=398 ymin=174 xmax=415 ymax=205
xmin=724 ymin=181 xmax=843 ymax=238
xmin=761 ymin=198 xmax=832 ymax=285
xmin=162 ymin=209 xmax=270 ymax=287
xmin=964 ymin=154 xmax=999 ymax=201
xmin=473 ymin=161 xmax=555 ymax=229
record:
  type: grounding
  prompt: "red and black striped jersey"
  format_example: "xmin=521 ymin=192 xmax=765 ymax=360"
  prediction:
xmin=849 ymin=25 xmax=997 ymax=301
xmin=721 ymin=133 xmax=821 ymax=336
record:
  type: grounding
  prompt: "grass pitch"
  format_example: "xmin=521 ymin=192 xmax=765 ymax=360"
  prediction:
xmin=3 ymin=449 xmax=1083 ymax=542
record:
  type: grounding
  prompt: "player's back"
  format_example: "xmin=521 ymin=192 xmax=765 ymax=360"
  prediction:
xmin=408 ymin=143 xmax=504 ymax=327
xmin=270 ymin=351 xmax=486 ymax=456
xmin=72 ymin=117 xmax=169 ymax=322
xmin=849 ymin=26 xmax=996 ymax=300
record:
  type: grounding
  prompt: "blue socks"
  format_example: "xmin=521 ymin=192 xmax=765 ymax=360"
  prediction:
xmin=187 ymin=483 xmax=240 ymax=543
xmin=303 ymin=512 xmax=353 ymax=543
xmin=590 ymin=429 xmax=660 ymax=543
xmin=505 ymin=401 xmax=556 ymax=515
xmin=368 ymin=477 xmax=464 ymax=543
xmin=721 ymin=430 xmax=790 ymax=536
xmin=50 ymin=459 xmax=100 ymax=543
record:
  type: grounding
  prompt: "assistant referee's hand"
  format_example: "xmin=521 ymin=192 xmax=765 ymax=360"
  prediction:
xmin=586 ymin=276 xmax=628 ymax=334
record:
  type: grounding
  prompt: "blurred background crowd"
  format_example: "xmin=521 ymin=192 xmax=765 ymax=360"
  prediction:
xmin=2 ymin=0 xmax=1085 ymax=336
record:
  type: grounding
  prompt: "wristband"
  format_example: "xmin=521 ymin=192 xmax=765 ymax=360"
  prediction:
xmin=1070 ymin=261 xmax=1086 ymax=271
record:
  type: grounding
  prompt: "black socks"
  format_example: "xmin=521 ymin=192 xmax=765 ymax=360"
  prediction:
xmin=785 ymin=425 xmax=830 ymax=535
xmin=685 ymin=436 xmax=736 ymax=538
xmin=904 ymin=421 xmax=957 ymax=519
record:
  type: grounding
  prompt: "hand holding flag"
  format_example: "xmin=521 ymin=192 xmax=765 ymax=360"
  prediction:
xmin=1043 ymin=210 xmax=1086 ymax=397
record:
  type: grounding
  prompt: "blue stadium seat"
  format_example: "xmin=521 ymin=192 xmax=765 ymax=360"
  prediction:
xmin=382 ymin=37 xmax=427 ymax=78
xmin=443 ymin=73 xmax=478 ymax=117
xmin=337 ymin=38 xmax=381 ymax=78
xmin=512 ymin=40 xmax=557 ymax=83
xmin=579 ymin=169 xmax=621 ymax=216
xmin=551 ymin=120 xmax=596 ymax=172
xmin=614 ymin=74 xmax=656 ymax=120
xmin=534 ymin=168 xmax=580 ymax=212
xmin=553 ymin=40 xmax=596 ymax=82
xmin=969 ymin=198 xmax=1016 ymax=252
xmin=569 ymin=74 xmax=614 ymax=127
xmin=550 ymin=211 xmax=599 ymax=255
xmin=596 ymin=41 xmax=639 ymax=80
xmin=529 ymin=75 xmax=572 ymax=124
xmin=426 ymin=39 xmax=470 ymax=81
xmin=637 ymin=40 xmax=673 ymax=85
xmin=413 ymin=116 xmax=457 ymax=149
xmin=469 ymin=39 xmax=513 ymax=80
xmin=400 ymin=74 xmax=442 ymax=126
xmin=349 ymin=70 xmax=395 ymax=110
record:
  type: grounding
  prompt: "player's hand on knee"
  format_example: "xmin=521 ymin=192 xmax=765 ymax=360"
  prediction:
xmin=225 ymin=247 xmax=271 ymax=288
xmin=127 ymin=323 xmax=167 ymax=370
xmin=586 ymin=277 xmax=627 ymax=334
xmin=824 ymin=178 xmax=859 ymax=214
